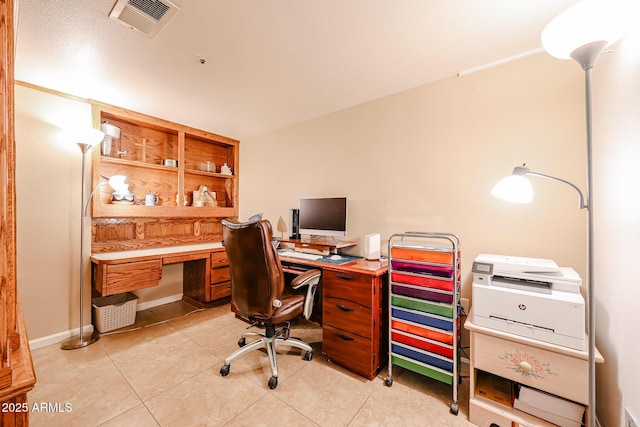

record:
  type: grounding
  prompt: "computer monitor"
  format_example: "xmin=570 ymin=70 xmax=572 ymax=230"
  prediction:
xmin=299 ymin=197 xmax=347 ymax=237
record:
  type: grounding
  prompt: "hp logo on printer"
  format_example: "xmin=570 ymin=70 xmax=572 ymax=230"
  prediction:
xmin=518 ymin=304 xmax=527 ymax=310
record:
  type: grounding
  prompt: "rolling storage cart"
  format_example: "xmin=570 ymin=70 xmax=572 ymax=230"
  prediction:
xmin=385 ymin=232 xmax=461 ymax=415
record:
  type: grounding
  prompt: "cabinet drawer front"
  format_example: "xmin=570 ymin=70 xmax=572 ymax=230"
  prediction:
xmin=469 ymin=398 xmax=513 ymax=427
xmin=472 ymin=332 xmax=588 ymax=404
xmin=105 ymin=260 xmax=162 ymax=295
xmin=323 ymin=325 xmax=375 ymax=379
xmin=210 ymin=251 xmax=228 ymax=267
xmin=211 ymin=266 xmax=231 ymax=284
xmin=210 ymin=281 xmax=231 ymax=300
xmin=323 ymin=297 xmax=372 ymax=338
xmin=323 ymin=270 xmax=373 ymax=308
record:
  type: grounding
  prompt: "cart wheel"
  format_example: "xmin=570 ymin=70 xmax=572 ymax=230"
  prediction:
xmin=303 ymin=350 xmax=313 ymax=361
xmin=384 ymin=376 xmax=393 ymax=387
xmin=449 ymin=402 xmax=459 ymax=415
xmin=268 ymin=376 xmax=278 ymax=389
xmin=220 ymin=365 xmax=230 ymax=376
xmin=238 ymin=338 xmax=246 ymax=347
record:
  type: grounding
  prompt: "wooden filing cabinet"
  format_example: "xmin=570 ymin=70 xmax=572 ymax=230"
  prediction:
xmin=465 ymin=313 xmax=603 ymax=427
xmin=321 ymin=267 xmax=388 ymax=380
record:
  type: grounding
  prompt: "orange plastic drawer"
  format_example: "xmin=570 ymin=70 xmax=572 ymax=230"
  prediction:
xmin=390 ymin=247 xmax=458 ymax=264
xmin=391 ymin=319 xmax=453 ymax=345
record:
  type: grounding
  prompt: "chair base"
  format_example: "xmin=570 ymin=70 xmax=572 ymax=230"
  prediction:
xmin=219 ymin=323 xmax=313 ymax=389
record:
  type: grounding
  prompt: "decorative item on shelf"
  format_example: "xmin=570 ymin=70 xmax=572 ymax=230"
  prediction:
xmin=204 ymin=189 xmax=217 ymax=207
xmin=221 ymin=162 xmax=232 ymax=175
xmin=176 ymin=192 xmax=189 ymax=206
xmin=192 ymin=185 xmax=217 ymax=207
xmin=145 ymin=191 xmax=159 ymax=206
xmin=192 ymin=189 xmax=204 ymax=207
xmin=61 ymin=127 xmax=105 ymax=350
xmin=108 ymin=175 xmax=134 ymax=205
xmin=163 ymin=158 xmax=178 ymax=167
xmin=100 ymin=121 xmax=121 ymax=157
xmin=197 ymin=161 xmax=216 ymax=172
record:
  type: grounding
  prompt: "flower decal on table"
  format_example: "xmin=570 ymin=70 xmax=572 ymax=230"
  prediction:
xmin=499 ymin=350 xmax=557 ymax=379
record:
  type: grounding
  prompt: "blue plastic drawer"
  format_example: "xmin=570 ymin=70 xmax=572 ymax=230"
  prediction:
xmin=391 ymin=307 xmax=453 ymax=331
xmin=391 ymin=343 xmax=453 ymax=372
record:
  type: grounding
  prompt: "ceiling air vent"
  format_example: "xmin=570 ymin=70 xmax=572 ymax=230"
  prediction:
xmin=109 ymin=0 xmax=179 ymax=38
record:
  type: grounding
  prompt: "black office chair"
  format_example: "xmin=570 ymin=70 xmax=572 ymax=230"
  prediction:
xmin=219 ymin=218 xmax=321 ymax=389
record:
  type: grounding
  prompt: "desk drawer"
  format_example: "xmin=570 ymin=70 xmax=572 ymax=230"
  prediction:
xmin=94 ymin=259 xmax=162 ymax=296
xmin=323 ymin=296 xmax=372 ymax=339
xmin=211 ymin=266 xmax=230 ymax=284
xmin=322 ymin=270 xmax=373 ymax=308
xmin=210 ymin=281 xmax=231 ymax=300
xmin=472 ymin=332 xmax=588 ymax=404
xmin=210 ymin=250 xmax=228 ymax=268
xmin=323 ymin=325 xmax=375 ymax=379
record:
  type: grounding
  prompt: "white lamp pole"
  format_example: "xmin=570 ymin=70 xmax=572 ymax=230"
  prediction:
xmin=61 ymin=129 xmax=104 ymax=350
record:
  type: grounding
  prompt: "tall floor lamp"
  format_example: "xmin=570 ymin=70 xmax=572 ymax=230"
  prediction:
xmin=492 ymin=1 xmax=624 ymax=424
xmin=61 ymin=128 xmax=105 ymax=350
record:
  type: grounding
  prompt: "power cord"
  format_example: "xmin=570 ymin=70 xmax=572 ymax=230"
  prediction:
xmin=98 ymin=307 xmax=210 ymax=336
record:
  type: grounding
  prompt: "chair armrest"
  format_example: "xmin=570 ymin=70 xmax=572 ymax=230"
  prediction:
xmin=290 ymin=269 xmax=321 ymax=289
xmin=290 ymin=269 xmax=321 ymax=319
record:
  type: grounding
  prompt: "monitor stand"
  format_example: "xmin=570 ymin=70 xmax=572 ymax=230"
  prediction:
xmin=280 ymin=236 xmax=357 ymax=256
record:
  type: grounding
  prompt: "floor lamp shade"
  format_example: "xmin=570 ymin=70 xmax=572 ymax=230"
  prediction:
xmin=542 ymin=0 xmax=624 ymax=62
xmin=61 ymin=128 xmax=104 ymax=350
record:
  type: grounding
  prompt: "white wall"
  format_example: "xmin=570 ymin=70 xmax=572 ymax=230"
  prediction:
xmin=593 ymin=29 xmax=640 ymax=426
xmin=15 ymin=87 xmax=93 ymax=342
xmin=241 ymin=52 xmax=587 ymax=308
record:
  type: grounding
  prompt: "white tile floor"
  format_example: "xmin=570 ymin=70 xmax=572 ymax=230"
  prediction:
xmin=29 ymin=301 xmax=469 ymax=426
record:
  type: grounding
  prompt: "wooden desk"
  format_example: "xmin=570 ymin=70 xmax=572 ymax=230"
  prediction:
xmin=281 ymin=255 xmax=389 ymax=380
xmin=91 ymin=246 xmax=389 ymax=380
xmin=90 ymin=242 xmax=231 ymax=307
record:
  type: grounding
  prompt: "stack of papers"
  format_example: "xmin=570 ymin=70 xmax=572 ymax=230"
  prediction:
xmin=513 ymin=385 xmax=585 ymax=427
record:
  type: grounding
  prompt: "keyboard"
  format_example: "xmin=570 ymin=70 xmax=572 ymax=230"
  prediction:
xmin=278 ymin=250 xmax=322 ymax=261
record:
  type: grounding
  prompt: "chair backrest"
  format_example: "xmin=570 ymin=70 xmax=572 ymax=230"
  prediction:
xmin=221 ymin=219 xmax=284 ymax=321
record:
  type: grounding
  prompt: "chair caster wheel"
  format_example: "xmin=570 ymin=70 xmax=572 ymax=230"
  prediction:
xmin=303 ymin=350 xmax=313 ymax=361
xmin=268 ymin=376 xmax=278 ymax=389
xmin=220 ymin=365 xmax=230 ymax=376
xmin=385 ymin=376 xmax=393 ymax=387
xmin=238 ymin=338 xmax=246 ymax=347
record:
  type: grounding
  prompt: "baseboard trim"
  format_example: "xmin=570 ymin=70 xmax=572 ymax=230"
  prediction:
xmin=29 ymin=293 xmax=185 ymax=350
xmin=29 ymin=325 xmax=96 ymax=350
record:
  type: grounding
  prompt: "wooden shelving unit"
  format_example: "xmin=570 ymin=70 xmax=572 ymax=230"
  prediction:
xmin=90 ymin=103 xmax=240 ymax=253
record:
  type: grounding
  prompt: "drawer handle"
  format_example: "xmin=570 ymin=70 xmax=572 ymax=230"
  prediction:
xmin=519 ymin=361 xmax=532 ymax=373
xmin=336 ymin=274 xmax=357 ymax=280
xmin=336 ymin=304 xmax=354 ymax=312
xmin=336 ymin=332 xmax=355 ymax=341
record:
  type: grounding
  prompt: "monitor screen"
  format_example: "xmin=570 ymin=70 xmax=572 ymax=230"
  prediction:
xmin=299 ymin=197 xmax=347 ymax=237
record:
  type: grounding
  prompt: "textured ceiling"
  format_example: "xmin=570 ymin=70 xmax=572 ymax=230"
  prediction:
xmin=15 ymin=0 xmax=579 ymax=139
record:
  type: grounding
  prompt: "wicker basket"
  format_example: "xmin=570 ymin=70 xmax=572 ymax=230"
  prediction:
xmin=92 ymin=292 xmax=138 ymax=333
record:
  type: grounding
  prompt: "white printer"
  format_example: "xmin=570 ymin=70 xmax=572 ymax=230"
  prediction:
xmin=472 ymin=254 xmax=585 ymax=350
